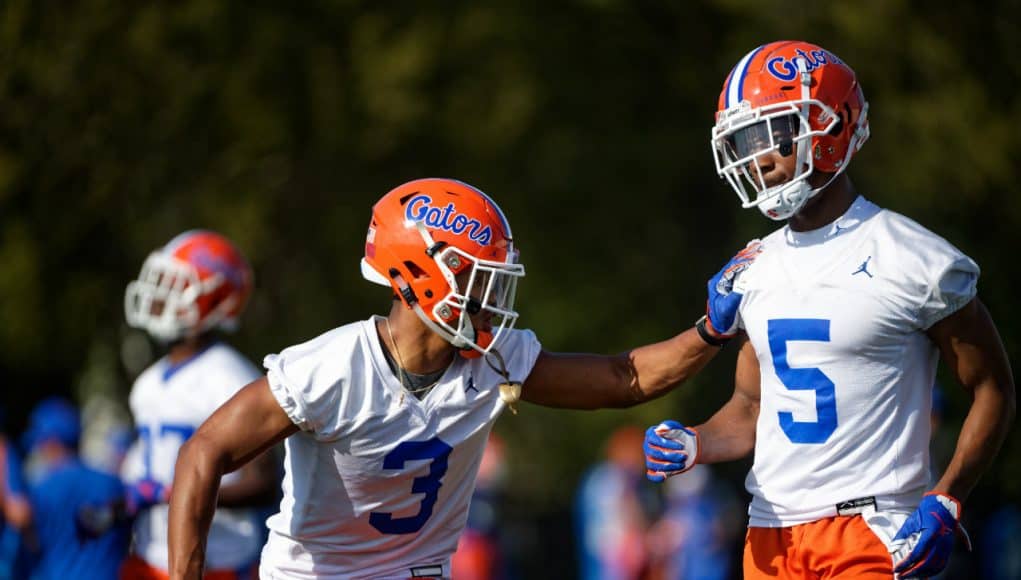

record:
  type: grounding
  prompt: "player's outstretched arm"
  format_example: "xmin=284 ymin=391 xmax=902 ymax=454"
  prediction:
xmin=521 ymin=327 xmax=723 ymax=409
xmin=520 ymin=242 xmax=762 ymax=410
xmin=168 ymin=377 xmax=298 ymax=580
xmin=927 ymin=298 xmax=1015 ymax=502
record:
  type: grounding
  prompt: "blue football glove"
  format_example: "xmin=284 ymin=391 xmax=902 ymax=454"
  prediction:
xmin=644 ymin=420 xmax=699 ymax=483
xmin=892 ymin=492 xmax=971 ymax=578
xmin=706 ymin=240 xmax=762 ymax=338
xmin=124 ymin=478 xmax=170 ymax=516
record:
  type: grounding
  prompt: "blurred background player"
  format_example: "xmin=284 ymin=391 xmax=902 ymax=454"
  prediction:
xmin=450 ymin=433 xmax=509 ymax=580
xmin=122 ymin=230 xmax=278 ymax=579
xmin=20 ymin=396 xmax=130 ymax=580
xmin=166 ymin=177 xmax=759 ymax=579
xmin=645 ymin=40 xmax=1015 ymax=579
xmin=574 ymin=425 xmax=654 ymax=580
xmin=644 ymin=465 xmax=740 ymax=580
xmin=0 ymin=407 xmax=31 ymax=580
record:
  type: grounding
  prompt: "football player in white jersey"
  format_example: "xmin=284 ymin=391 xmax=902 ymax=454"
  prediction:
xmin=123 ymin=230 xmax=279 ymax=580
xmin=644 ymin=40 xmax=1015 ymax=579
xmin=165 ymin=177 xmax=758 ymax=580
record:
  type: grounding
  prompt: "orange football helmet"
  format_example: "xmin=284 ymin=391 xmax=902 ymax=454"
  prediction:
xmin=125 ymin=230 xmax=253 ymax=342
xmin=361 ymin=178 xmax=524 ymax=355
xmin=711 ymin=40 xmax=870 ymax=220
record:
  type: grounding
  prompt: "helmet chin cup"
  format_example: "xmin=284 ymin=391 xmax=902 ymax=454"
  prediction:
xmin=755 ymin=178 xmax=813 ymax=221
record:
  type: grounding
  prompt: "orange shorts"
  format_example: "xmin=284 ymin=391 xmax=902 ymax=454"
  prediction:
xmin=744 ymin=516 xmax=894 ymax=579
xmin=119 ymin=554 xmax=257 ymax=580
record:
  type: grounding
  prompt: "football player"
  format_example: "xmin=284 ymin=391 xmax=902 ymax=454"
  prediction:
xmin=122 ymin=230 xmax=278 ymax=580
xmin=166 ymin=177 xmax=757 ymax=579
xmin=644 ymin=40 xmax=1015 ymax=579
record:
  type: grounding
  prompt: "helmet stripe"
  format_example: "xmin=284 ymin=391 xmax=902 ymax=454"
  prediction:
xmin=727 ymin=45 xmax=765 ymax=108
xmin=721 ymin=67 xmax=737 ymax=106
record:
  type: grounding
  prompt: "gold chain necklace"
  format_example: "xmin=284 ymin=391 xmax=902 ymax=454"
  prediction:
xmin=385 ymin=318 xmax=443 ymax=402
xmin=384 ymin=318 xmax=523 ymax=412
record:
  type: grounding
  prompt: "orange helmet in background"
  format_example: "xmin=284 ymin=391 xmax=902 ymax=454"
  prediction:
xmin=361 ymin=178 xmax=524 ymax=355
xmin=711 ymin=40 xmax=870 ymax=220
xmin=125 ymin=230 xmax=253 ymax=342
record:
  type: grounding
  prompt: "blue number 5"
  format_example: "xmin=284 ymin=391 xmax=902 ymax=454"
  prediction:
xmin=369 ymin=437 xmax=453 ymax=535
xmin=767 ymin=319 xmax=837 ymax=444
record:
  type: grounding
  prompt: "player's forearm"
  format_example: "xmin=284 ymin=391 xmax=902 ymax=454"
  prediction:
xmin=522 ymin=328 xmax=721 ymax=409
xmin=627 ymin=327 xmax=723 ymax=402
xmin=168 ymin=436 xmax=227 ymax=580
xmin=695 ymin=395 xmax=758 ymax=463
xmin=933 ymin=380 xmax=1015 ymax=502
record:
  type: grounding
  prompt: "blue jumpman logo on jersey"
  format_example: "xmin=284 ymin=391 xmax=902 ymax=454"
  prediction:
xmin=465 ymin=376 xmax=478 ymax=394
xmin=852 ymin=256 xmax=873 ymax=278
xmin=833 ymin=223 xmax=848 ymax=235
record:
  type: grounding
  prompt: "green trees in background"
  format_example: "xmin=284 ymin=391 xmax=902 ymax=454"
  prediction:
xmin=1 ymin=0 xmax=1018 ymax=574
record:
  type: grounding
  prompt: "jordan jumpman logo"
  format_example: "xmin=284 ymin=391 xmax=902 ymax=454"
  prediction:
xmin=852 ymin=256 xmax=873 ymax=278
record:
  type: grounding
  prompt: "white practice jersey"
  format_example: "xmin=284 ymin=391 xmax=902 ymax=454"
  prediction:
xmin=258 ymin=316 xmax=542 ymax=580
xmin=734 ymin=196 xmax=978 ymax=528
xmin=122 ymin=342 xmax=264 ymax=570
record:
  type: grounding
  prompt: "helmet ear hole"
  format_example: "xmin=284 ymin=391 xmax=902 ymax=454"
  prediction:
xmin=828 ymin=104 xmax=851 ymax=137
xmin=828 ymin=117 xmax=845 ymax=137
xmin=403 ymin=261 xmax=429 ymax=280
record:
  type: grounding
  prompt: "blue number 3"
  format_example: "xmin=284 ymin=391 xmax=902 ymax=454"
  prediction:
xmin=767 ymin=319 xmax=837 ymax=444
xmin=369 ymin=438 xmax=453 ymax=535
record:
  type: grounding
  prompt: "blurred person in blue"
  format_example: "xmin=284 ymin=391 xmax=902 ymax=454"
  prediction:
xmin=21 ymin=396 xmax=130 ymax=580
xmin=575 ymin=425 xmax=654 ymax=580
xmin=0 ymin=406 xmax=32 ymax=580
xmin=646 ymin=465 xmax=740 ymax=580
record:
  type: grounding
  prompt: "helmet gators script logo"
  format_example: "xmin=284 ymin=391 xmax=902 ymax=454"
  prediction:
xmin=405 ymin=194 xmax=493 ymax=246
xmin=191 ymin=248 xmax=247 ymax=287
xmin=766 ymin=48 xmax=843 ymax=82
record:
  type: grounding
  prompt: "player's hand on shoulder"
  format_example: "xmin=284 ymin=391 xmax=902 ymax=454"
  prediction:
xmin=704 ymin=240 xmax=762 ymax=340
xmin=644 ymin=420 xmax=699 ymax=482
xmin=892 ymin=492 xmax=970 ymax=578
